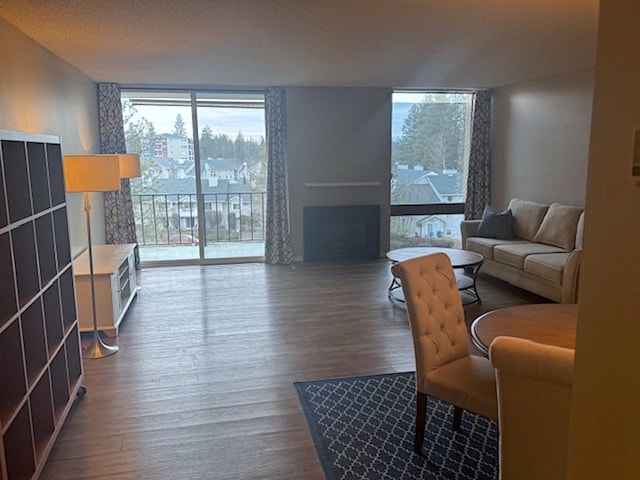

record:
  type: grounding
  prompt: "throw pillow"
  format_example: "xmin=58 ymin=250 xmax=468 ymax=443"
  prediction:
xmin=533 ymin=203 xmax=584 ymax=250
xmin=475 ymin=204 xmax=514 ymax=240
xmin=507 ymin=198 xmax=549 ymax=241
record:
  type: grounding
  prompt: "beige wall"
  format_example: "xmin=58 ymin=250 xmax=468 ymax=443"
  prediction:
xmin=568 ymin=1 xmax=640 ymax=478
xmin=0 ymin=16 xmax=601 ymax=263
xmin=0 ymin=19 xmax=101 ymax=257
xmin=491 ymin=68 xmax=594 ymax=209
xmin=286 ymin=87 xmax=392 ymax=260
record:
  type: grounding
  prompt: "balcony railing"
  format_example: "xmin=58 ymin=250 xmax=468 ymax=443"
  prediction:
xmin=132 ymin=192 xmax=266 ymax=246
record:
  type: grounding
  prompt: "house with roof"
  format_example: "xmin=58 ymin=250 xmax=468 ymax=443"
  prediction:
xmin=394 ymin=165 xmax=463 ymax=203
xmin=138 ymin=154 xmax=256 ymax=238
xmin=201 ymin=157 xmax=249 ymax=183
xmin=140 ymin=177 xmax=258 ymax=238
xmin=151 ymin=156 xmax=194 ymax=179
xmin=393 ymin=165 xmax=464 ymax=243
xmin=149 ymin=155 xmax=249 ymax=183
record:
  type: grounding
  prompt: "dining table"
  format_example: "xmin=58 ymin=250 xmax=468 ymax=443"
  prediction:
xmin=470 ymin=303 xmax=578 ymax=356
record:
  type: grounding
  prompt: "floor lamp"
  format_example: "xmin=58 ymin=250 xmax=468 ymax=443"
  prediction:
xmin=63 ymin=153 xmax=140 ymax=358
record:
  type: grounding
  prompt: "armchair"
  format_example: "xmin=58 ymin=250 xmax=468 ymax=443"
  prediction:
xmin=490 ymin=336 xmax=574 ymax=480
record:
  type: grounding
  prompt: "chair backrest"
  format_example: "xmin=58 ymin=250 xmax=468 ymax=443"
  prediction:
xmin=490 ymin=336 xmax=574 ymax=480
xmin=391 ymin=253 xmax=469 ymax=388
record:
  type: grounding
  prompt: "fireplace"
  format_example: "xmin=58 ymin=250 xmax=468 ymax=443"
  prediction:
xmin=303 ymin=205 xmax=380 ymax=262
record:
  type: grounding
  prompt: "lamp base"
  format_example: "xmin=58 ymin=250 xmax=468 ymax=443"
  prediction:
xmin=83 ymin=333 xmax=119 ymax=359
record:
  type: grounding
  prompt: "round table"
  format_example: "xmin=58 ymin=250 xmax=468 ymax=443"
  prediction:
xmin=470 ymin=303 xmax=578 ymax=356
xmin=386 ymin=247 xmax=484 ymax=305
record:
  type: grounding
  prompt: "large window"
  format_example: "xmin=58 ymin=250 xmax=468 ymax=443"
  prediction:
xmin=390 ymin=91 xmax=473 ymax=249
xmin=121 ymin=90 xmax=266 ymax=264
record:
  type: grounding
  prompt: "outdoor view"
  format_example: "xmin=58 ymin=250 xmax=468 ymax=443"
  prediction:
xmin=390 ymin=91 xmax=473 ymax=249
xmin=122 ymin=90 xmax=472 ymax=263
xmin=121 ymin=91 xmax=266 ymax=262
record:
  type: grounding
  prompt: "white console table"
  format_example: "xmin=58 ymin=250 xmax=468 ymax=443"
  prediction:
xmin=73 ymin=243 xmax=138 ymax=337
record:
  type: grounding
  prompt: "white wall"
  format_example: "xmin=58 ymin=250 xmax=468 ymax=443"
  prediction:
xmin=286 ymin=87 xmax=392 ymax=260
xmin=491 ymin=68 xmax=594 ymax=209
xmin=568 ymin=1 xmax=640 ymax=478
xmin=0 ymin=19 xmax=101 ymax=257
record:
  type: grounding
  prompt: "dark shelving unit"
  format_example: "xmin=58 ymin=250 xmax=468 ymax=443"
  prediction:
xmin=0 ymin=130 xmax=84 ymax=480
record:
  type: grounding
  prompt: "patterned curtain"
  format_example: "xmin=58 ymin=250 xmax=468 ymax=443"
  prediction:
xmin=98 ymin=83 xmax=139 ymax=266
xmin=264 ymin=87 xmax=294 ymax=264
xmin=464 ymin=89 xmax=492 ymax=220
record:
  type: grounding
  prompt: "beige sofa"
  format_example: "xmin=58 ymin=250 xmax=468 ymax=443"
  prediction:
xmin=461 ymin=198 xmax=584 ymax=303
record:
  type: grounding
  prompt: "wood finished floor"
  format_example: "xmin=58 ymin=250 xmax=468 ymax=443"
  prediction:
xmin=41 ymin=260 xmax=547 ymax=480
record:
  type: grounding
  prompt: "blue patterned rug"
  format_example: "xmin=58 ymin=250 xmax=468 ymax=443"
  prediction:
xmin=294 ymin=372 xmax=498 ymax=480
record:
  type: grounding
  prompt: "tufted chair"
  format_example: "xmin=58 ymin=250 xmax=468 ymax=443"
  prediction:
xmin=391 ymin=252 xmax=498 ymax=455
xmin=490 ymin=336 xmax=574 ymax=480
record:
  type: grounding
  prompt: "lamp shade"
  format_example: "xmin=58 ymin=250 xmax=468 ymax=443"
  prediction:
xmin=63 ymin=155 xmax=121 ymax=192
xmin=118 ymin=153 xmax=141 ymax=178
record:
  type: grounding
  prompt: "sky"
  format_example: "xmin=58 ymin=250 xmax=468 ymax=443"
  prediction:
xmin=392 ymin=103 xmax=412 ymax=140
xmin=130 ymin=104 xmax=266 ymax=140
xmin=128 ymin=100 xmax=414 ymax=141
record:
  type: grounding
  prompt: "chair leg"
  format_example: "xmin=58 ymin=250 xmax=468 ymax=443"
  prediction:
xmin=414 ymin=392 xmax=428 ymax=455
xmin=452 ymin=406 xmax=463 ymax=431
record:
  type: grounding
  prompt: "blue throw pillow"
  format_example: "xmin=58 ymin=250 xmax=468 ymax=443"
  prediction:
xmin=476 ymin=204 xmax=514 ymax=239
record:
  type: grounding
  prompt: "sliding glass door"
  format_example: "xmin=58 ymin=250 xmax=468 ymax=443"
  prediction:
xmin=121 ymin=90 xmax=266 ymax=264
xmin=195 ymin=92 xmax=266 ymax=260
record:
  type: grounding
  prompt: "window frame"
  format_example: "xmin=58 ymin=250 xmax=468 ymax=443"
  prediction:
xmin=390 ymin=89 xmax=473 ymax=219
xmin=390 ymin=89 xmax=474 ymax=250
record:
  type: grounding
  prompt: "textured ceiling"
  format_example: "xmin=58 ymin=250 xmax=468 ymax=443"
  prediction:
xmin=0 ymin=0 xmax=599 ymax=89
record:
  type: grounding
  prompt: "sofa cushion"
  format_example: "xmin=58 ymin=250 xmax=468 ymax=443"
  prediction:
xmin=508 ymin=199 xmax=550 ymax=241
xmin=494 ymin=243 xmax=566 ymax=269
xmin=524 ymin=253 xmax=572 ymax=285
xmin=466 ymin=237 xmax=529 ymax=260
xmin=476 ymin=204 xmax=514 ymax=240
xmin=575 ymin=211 xmax=585 ymax=250
xmin=533 ymin=203 xmax=584 ymax=250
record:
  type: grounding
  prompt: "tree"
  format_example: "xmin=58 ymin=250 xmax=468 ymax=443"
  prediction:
xmin=200 ymin=125 xmax=215 ymax=159
xmin=169 ymin=212 xmax=180 ymax=230
xmin=130 ymin=158 xmax=164 ymax=194
xmin=123 ymin=100 xmax=157 ymax=159
xmin=122 ymin=101 xmax=163 ymax=194
xmin=205 ymin=209 xmax=222 ymax=227
xmin=123 ymin=113 xmax=160 ymax=193
xmin=173 ymin=114 xmax=187 ymax=137
xmin=234 ymin=131 xmax=247 ymax=160
xmin=395 ymin=94 xmax=467 ymax=173
xmin=249 ymin=156 xmax=267 ymax=191
xmin=122 ymin=100 xmax=169 ymax=243
xmin=198 ymin=126 xmax=266 ymax=188
xmin=208 ymin=132 xmax=234 ymax=158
